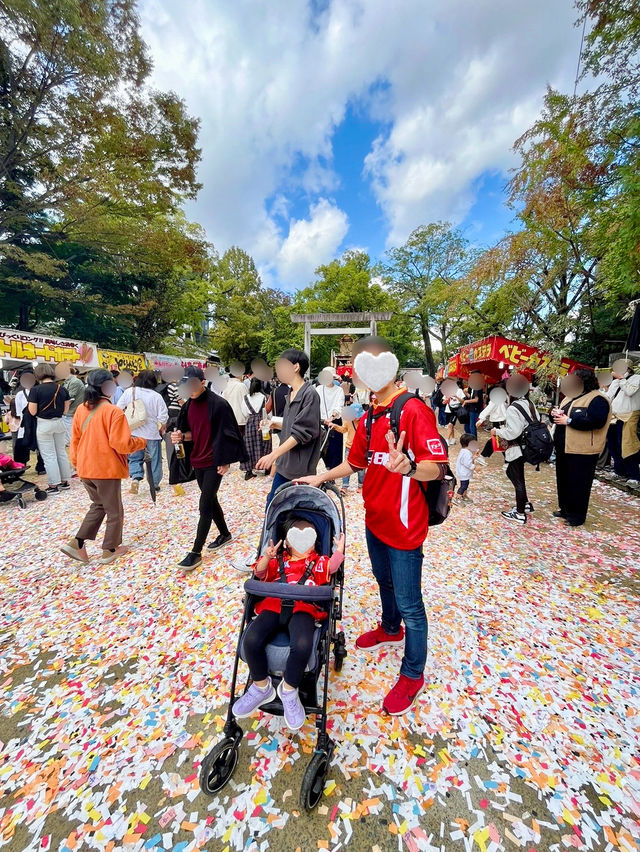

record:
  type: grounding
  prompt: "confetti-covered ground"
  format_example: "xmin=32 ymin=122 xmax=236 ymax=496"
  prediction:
xmin=1 ymin=442 xmax=639 ymax=852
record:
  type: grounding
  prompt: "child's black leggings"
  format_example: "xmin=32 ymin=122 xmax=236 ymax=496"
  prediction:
xmin=243 ymin=610 xmax=316 ymax=688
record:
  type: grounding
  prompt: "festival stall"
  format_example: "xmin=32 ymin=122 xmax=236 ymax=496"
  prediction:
xmin=97 ymin=349 xmax=147 ymax=373
xmin=0 ymin=327 xmax=100 ymax=372
xmin=445 ymin=335 xmax=590 ymax=383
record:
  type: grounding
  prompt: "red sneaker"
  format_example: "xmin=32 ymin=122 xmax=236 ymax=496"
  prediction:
xmin=356 ymin=622 xmax=405 ymax=651
xmin=383 ymin=674 xmax=425 ymax=715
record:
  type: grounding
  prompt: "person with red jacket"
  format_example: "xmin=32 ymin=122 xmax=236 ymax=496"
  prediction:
xmin=298 ymin=338 xmax=448 ymax=716
xmin=61 ymin=370 xmax=146 ymax=565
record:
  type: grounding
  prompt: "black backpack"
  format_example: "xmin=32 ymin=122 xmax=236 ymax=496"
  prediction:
xmin=365 ymin=392 xmax=456 ymax=526
xmin=511 ymin=400 xmax=554 ymax=467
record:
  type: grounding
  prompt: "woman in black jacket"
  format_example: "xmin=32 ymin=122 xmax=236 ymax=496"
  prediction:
xmin=551 ymin=369 xmax=611 ymax=527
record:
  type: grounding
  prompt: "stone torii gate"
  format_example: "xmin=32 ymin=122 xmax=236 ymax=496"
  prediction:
xmin=290 ymin=311 xmax=392 ymax=375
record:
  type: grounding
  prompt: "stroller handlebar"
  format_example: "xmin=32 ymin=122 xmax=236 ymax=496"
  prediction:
xmin=244 ymin=578 xmax=335 ymax=603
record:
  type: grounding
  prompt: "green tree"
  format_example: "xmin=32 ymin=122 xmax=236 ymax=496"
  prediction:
xmin=378 ymin=224 xmax=473 ymax=374
xmin=0 ymin=0 xmax=201 ymax=331
xmin=207 ymin=247 xmax=295 ymax=366
xmin=292 ymin=250 xmax=419 ymax=373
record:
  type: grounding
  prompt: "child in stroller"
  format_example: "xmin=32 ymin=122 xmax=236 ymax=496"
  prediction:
xmin=199 ymin=481 xmax=348 ymax=811
xmin=233 ymin=516 xmax=344 ymax=730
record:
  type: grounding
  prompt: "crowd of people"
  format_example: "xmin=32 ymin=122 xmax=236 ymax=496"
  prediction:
xmin=1 ymin=345 xmax=639 ymax=718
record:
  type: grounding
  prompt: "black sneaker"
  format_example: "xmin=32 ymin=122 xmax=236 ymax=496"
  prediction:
xmin=501 ymin=508 xmax=526 ymax=525
xmin=177 ymin=551 xmax=202 ymax=571
xmin=59 ymin=481 xmax=71 ymax=490
xmin=46 ymin=485 xmax=60 ymax=495
xmin=207 ymin=532 xmax=233 ymax=550
xmin=552 ymin=510 xmax=565 ymax=518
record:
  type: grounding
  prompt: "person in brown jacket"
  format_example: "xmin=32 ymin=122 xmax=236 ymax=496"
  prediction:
xmin=60 ymin=370 xmax=146 ymax=564
xmin=551 ymin=369 xmax=612 ymax=527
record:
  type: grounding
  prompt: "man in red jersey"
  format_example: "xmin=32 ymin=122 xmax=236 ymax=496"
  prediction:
xmin=298 ymin=337 xmax=448 ymax=715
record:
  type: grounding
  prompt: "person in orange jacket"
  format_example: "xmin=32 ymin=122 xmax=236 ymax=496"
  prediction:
xmin=60 ymin=369 xmax=146 ymax=565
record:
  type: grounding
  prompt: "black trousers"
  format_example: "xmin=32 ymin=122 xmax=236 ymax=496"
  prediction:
xmin=555 ymin=447 xmax=598 ymax=525
xmin=506 ymin=456 xmax=528 ymax=514
xmin=243 ymin=609 xmax=316 ymax=688
xmin=192 ymin=466 xmax=229 ymax=552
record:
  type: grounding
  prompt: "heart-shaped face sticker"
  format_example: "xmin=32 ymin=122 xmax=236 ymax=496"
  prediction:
xmin=286 ymin=525 xmax=317 ymax=555
xmin=353 ymin=351 xmax=399 ymax=392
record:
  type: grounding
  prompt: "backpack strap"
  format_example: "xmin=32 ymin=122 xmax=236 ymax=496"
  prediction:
xmin=511 ymin=400 xmax=535 ymax=424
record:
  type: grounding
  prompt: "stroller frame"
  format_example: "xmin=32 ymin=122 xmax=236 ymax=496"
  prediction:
xmin=199 ymin=482 xmax=347 ymax=811
xmin=0 ymin=464 xmax=47 ymax=508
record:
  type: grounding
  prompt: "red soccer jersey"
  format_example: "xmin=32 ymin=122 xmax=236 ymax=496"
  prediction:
xmin=254 ymin=551 xmax=331 ymax=620
xmin=348 ymin=392 xmax=448 ymax=549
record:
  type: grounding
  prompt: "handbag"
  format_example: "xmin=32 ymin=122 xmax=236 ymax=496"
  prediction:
xmin=124 ymin=387 xmax=147 ymax=431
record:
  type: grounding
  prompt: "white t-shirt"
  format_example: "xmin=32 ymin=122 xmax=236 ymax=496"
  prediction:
xmin=117 ymin=387 xmax=168 ymax=440
xmin=316 ymin=384 xmax=345 ymax=420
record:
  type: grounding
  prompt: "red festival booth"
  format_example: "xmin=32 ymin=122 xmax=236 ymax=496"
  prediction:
xmin=444 ymin=335 xmax=590 ymax=383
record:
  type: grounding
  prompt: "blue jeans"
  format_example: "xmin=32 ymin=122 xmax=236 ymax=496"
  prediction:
xmin=365 ymin=528 xmax=427 ymax=679
xmin=129 ymin=439 xmax=163 ymax=486
xmin=468 ymin=410 xmax=478 ymax=438
xmin=342 ymin=447 xmax=365 ymax=488
xmin=266 ymin=471 xmax=290 ymax=508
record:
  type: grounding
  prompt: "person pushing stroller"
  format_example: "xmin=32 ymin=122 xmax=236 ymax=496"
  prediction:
xmin=233 ymin=515 xmax=345 ymax=730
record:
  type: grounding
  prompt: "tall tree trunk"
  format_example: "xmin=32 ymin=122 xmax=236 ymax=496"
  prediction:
xmin=419 ymin=314 xmax=436 ymax=375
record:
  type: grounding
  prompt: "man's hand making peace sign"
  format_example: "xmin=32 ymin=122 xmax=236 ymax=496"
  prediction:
xmin=384 ymin=429 xmax=413 ymax=475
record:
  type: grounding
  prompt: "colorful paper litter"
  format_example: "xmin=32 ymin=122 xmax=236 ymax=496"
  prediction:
xmin=0 ymin=450 xmax=638 ymax=851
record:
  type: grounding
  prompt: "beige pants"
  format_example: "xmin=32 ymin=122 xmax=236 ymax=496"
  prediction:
xmin=77 ymin=479 xmax=124 ymax=550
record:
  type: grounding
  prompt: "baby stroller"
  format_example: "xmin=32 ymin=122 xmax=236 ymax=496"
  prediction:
xmin=0 ymin=460 xmax=48 ymax=508
xmin=199 ymin=482 xmax=347 ymax=811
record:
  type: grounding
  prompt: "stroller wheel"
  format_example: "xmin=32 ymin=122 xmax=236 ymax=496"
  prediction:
xmin=300 ymin=751 xmax=330 ymax=811
xmin=199 ymin=738 xmax=238 ymax=795
xmin=334 ymin=631 xmax=347 ymax=672
xmin=34 ymin=489 xmax=48 ymax=501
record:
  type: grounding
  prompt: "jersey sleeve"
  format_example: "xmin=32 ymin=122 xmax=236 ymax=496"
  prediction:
xmin=402 ymin=400 xmax=449 ymax=463
xmin=347 ymin=416 xmax=368 ymax=469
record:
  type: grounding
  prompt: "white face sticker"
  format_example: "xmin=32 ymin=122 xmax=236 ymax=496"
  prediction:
xmin=489 ymin=387 xmax=508 ymax=405
xmin=286 ymin=525 xmax=316 ymax=554
xmin=353 ymin=351 xmax=399 ymax=392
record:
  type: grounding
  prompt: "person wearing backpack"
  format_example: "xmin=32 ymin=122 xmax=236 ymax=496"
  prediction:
xmin=551 ymin=369 xmax=611 ymax=526
xmin=117 ymin=370 xmax=168 ymax=493
xmin=492 ymin=375 xmax=548 ymax=524
xmin=297 ymin=337 xmax=450 ymax=716
xmin=61 ymin=370 xmax=146 ymax=564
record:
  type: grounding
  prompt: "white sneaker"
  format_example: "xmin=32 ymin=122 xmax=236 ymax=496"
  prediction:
xmin=447 ymin=439 xmax=456 ymax=447
xmin=626 ymin=479 xmax=640 ymax=489
xmin=476 ymin=457 xmax=488 ymax=466
xmin=232 ymin=554 xmax=255 ymax=573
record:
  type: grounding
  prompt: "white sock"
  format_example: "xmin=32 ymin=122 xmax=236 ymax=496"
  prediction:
xmin=256 ymin=679 xmax=271 ymax=692
xmin=282 ymin=683 xmax=296 ymax=693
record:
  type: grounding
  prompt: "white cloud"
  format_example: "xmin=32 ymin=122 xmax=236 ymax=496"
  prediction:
xmin=275 ymin=198 xmax=349 ymax=286
xmin=139 ymin=0 xmax=581 ymax=283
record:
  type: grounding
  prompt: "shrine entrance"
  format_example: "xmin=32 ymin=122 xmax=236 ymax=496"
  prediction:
xmin=290 ymin=312 xmax=392 ymax=376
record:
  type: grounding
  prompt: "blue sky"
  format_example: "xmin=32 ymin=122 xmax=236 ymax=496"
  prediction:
xmin=139 ymin=0 xmax=583 ymax=290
